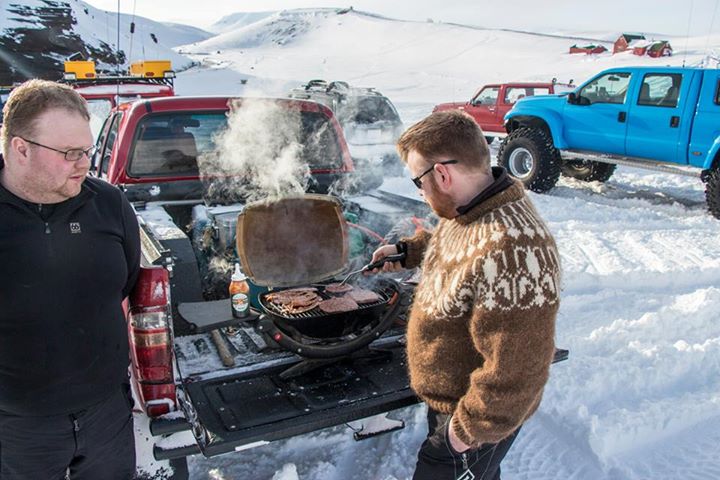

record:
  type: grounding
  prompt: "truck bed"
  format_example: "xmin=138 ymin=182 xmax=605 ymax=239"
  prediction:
xmin=164 ymin=283 xmax=418 ymax=458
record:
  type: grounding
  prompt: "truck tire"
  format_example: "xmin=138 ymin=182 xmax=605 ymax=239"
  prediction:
xmin=497 ymin=127 xmax=561 ymax=193
xmin=561 ymin=159 xmax=617 ymax=182
xmin=706 ymin=168 xmax=720 ymax=219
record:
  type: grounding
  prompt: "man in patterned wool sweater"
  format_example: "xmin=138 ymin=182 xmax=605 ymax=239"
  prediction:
xmin=369 ymin=110 xmax=561 ymax=480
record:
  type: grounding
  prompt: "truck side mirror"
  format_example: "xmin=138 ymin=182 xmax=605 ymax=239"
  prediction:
xmin=567 ymin=92 xmax=577 ymax=104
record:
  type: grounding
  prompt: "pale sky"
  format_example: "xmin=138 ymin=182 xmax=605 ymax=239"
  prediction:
xmin=83 ymin=0 xmax=720 ymax=37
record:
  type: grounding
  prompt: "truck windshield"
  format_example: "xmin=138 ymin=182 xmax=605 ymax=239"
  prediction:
xmin=338 ymin=96 xmax=400 ymax=124
xmin=128 ymin=110 xmax=343 ymax=177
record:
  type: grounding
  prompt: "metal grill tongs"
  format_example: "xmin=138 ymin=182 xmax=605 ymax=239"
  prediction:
xmin=338 ymin=252 xmax=407 ymax=286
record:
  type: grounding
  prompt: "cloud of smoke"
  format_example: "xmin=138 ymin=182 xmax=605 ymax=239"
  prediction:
xmin=198 ymin=98 xmax=311 ymax=203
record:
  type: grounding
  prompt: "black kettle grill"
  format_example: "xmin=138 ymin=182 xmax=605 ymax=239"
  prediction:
xmin=235 ymin=195 xmax=403 ymax=360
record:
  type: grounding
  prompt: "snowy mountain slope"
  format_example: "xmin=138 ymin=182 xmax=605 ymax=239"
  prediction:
xmin=157 ymin=21 xmax=213 ymax=46
xmin=208 ymin=11 xmax=276 ymax=35
xmin=175 ymin=8 xmax=715 ymax=104
xmin=0 ymin=0 xmax=209 ymax=84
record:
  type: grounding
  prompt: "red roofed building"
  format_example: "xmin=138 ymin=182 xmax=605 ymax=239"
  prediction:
xmin=569 ymin=44 xmax=608 ymax=54
xmin=633 ymin=40 xmax=673 ymax=58
xmin=613 ymin=33 xmax=646 ymax=53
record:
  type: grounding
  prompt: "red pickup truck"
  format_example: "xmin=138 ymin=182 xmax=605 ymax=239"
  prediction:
xmin=91 ymin=95 xmax=415 ymax=479
xmin=433 ymin=81 xmax=575 ymax=143
xmin=92 ymin=94 xmax=568 ymax=479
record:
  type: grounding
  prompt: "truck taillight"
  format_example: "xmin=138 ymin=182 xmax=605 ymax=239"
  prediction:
xmin=131 ymin=307 xmax=168 ymax=329
xmin=130 ymin=267 xmax=169 ymax=308
xmin=129 ymin=307 xmax=172 ymax=383
xmin=129 ymin=267 xmax=176 ymax=417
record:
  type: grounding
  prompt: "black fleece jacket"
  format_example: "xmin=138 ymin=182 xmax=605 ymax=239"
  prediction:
xmin=0 ymin=177 xmax=140 ymax=416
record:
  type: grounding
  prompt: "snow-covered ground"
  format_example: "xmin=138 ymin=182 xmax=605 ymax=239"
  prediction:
xmin=186 ymin=159 xmax=720 ymax=480
xmin=161 ymin=8 xmax=719 ymax=479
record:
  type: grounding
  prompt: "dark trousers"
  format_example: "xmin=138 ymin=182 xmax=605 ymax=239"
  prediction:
xmin=413 ymin=408 xmax=520 ymax=480
xmin=0 ymin=384 xmax=135 ymax=480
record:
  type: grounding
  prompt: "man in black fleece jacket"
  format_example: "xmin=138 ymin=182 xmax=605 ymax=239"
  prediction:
xmin=0 ymin=80 xmax=140 ymax=479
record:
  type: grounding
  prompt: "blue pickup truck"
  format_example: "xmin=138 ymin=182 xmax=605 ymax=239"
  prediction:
xmin=497 ymin=66 xmax=720 ymax=218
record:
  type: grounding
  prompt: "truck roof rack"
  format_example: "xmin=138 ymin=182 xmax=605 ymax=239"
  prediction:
xmin=61 ymin=60 xmax=175 ymax=87
xmin=60 ymin=75 xmax=175 ymax=88
xmin=298 ymin=80 xmax=382 ymax=98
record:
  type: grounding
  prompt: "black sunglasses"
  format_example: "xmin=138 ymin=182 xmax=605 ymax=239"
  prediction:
xmin=19 ymin=137 xmax=96 ymax=162
xmin=411 ymin=159 xmax=459 ymax=188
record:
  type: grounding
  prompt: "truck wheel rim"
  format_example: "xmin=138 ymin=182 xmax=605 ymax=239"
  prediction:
xmin=508 ymin=148 xmax=534 ymax=179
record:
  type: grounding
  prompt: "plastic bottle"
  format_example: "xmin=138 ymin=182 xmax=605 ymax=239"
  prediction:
xmin=229 ymin=263 xmax=250 ymax=318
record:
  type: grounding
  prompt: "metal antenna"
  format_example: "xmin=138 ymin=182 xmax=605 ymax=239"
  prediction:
xmin=128 ymin=0 xmax=137 ymax=63
xmin=116 ymin=0 xmax=121 ymax=102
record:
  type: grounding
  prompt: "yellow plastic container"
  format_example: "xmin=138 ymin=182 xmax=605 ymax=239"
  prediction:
xmin=129 ymin=60 xmax=173 ymax=78
xmin=63 ymin=61 xmax=96 ymax=79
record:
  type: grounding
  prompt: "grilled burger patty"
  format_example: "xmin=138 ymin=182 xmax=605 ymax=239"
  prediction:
xmin=319 ymin=296 xmax=359 ymax=313
xmin=347 ymin=287 xmax=381 ymax=304
xmin=325 ymin=283 xmax=354 ymax=294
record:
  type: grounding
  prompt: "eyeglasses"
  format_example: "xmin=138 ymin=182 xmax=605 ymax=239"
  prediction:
xmin=411 ymin=159 xmax=459 ymax=189
xmin=19 ymin=137 xmax=96 ymax=162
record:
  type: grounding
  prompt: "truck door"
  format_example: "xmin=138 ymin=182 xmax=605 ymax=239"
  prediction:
xmin=686 ymin=70 xmax=719 ymax=168
xmin=563 ymin=71 xmax=632 ymax=154
xmin=91 ymin=112 xmax=122 ymax=179
xmin=625 ymin=71 xmax=692 ymax=164
xmin=466 ymin=86 xmax=501 ymax=132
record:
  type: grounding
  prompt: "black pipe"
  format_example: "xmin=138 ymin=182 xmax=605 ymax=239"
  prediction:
xmin=153 ymin=443 xmax=201 ymax=461
xmin=150 ymin=416 xmax=191 ymax=436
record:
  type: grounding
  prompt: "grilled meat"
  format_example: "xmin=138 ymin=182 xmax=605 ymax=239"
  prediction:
xmin=266 ymin=287 xmax=318 ymax=303
xmin=319 ymin=296 xmax=359 ymax=313
xmin=325 ymin=283 xmax=354 ymax=294
xmin=266 ymin=288 xmax=322 ymax=314
xmin=347 ymin=287 xmax=381 ymax=304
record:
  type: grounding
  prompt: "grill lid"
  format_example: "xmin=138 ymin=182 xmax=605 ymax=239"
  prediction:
xmin=235 ymin=194 xmax=349 ymax=287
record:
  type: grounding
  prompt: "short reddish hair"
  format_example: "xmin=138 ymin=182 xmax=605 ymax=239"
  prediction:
xmin=396 ymin=110 xmax=490 ymax=173
xmin=2 ymin=79 xmax=89 ymax=158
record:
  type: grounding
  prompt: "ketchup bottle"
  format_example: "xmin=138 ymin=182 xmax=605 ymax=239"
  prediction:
xmin=229 ymin=263 xmax=250 ymax=318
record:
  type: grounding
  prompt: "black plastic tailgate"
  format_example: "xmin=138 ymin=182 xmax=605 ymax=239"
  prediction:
xmin=180 ymin=339 xmax=418 ymax=457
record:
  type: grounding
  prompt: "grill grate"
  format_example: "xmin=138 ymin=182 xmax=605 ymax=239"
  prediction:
xmin=260 ymin=282 xmax=393 ymax=321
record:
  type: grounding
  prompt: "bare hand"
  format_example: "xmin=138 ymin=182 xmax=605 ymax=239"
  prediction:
xmin=365 ymin=244 xmax=403 ymax=274
xmin=448 ymin=422 xmax=472 ymax=453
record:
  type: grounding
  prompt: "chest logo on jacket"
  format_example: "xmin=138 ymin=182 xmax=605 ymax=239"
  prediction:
xmin=457 ymin=469 xmax=475 ymax=480
xmin=69 ymin=222 xmax=81 ymax=234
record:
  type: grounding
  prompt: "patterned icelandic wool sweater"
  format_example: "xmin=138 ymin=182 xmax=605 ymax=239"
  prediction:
xmin=403 ymin=180 xmax=561 ymax=447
